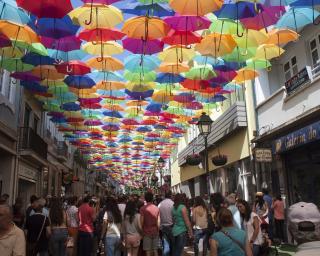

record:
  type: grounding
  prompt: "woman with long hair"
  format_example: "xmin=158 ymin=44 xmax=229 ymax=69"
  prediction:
xmin=49 ymin=197 xmax=68 ymax=256
xmin=101 ymin=196 xmax=123 ymax=256
xmin=123 ymin=200 xmax=142 ymax=256
xmin=172 ymin=193 xmax=193 ymax=256
xmin=237 ymin=199 xmax=263 ymax=256
xmin=66 ymin=196 xmax=79 ymax=256
xmin=192 ymin=196 xmax=208 ymax=256
xmin=253 ymin=192 xmax=269 ymax=232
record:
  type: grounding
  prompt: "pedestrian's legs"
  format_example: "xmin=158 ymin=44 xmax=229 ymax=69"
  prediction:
xmin=105 ymin=236 xmax=121 ymax=256
xmin=279 ymin=219 xmax=285 ymax=242
xmin=78 ymin=231 xmax=93 ymax=256
xmin=173 ymin=232 xmax=187 ymax=256
xmin=161 ymin=226 xmax=173 ymax=256
xmin=275 ymin=219 xmax=282 ymax=241
xmin=252 ymin=244 xmax=260 ymax=256
xmin=193 ymin=229 xmax=201 ymax=256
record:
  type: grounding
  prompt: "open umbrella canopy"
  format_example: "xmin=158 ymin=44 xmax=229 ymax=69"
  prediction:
xmin=0 ymin=0 xmax=303 ymax=187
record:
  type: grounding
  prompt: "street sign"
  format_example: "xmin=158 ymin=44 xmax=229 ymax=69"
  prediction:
xmin=255 ymin=148 xmax=272 ymax=162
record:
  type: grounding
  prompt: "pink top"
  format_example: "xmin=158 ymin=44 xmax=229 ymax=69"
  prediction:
xmin=273 ymin=200 xmax=285 ymax=220
xmin=78 ymin=203 xmax=94 ymax=233
xmin=140 ymin=203 xmax=159 ymax=236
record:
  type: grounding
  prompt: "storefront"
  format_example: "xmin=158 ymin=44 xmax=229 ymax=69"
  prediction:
xmin=273 ymin=119 xmax=320 ymax=206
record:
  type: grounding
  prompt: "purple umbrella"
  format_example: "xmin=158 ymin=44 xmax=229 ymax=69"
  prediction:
xmin=122 ymin=38 xmax=164 ymax=55
xmin=41 ymin=35 xmax=81 ymax=52
xmin=84 ymin=120 xmax=103 ymax=126
xmin=79 ymin=97 xmax=102 ymax=105
xmin=10 ymin=71 xmax=41 ymax=81
xmin=164 ymin=15 xmax=211 ymax=32
xmin=240 ymin=6 xmax=285 ymax=30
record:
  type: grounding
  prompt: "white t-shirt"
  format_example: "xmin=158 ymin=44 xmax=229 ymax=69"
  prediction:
xmin=103 ymin=211 xmax=121 ymax=237
xmin=66 ymin=205 xmax=78 ymax=228
xmin=158 ymin=198 xmax=174 ymax=227
xmin=243 ymin=212 xmax=263 ymax=245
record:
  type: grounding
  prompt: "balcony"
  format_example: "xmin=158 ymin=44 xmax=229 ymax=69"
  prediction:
xmin=57 ymin=141 xmax=68 ymax=162
xmin=19 ymin=127 xmax=48 ymax=163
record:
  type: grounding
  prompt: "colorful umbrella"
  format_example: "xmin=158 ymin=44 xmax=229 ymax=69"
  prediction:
xmin=169 ymin=0 xmax=223 ymax=15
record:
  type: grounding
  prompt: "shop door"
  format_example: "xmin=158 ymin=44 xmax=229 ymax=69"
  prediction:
xmin=18 ymin=179 xmax=36 ymax=210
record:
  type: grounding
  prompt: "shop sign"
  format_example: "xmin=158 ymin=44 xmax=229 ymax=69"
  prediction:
xmin=19 ymin=164 xmax=38 ymax=180
xmin=273 ymin=120 xmax=320 ymax=153
xmin=255 ymin=148 xmax=272 ymax=162
xmin=285 ymin=67 xmax=311 ymax=95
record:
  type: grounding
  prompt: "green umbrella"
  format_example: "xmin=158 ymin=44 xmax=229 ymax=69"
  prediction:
xmin=184 ymin=65 xmax=216 ymax=80
xmin=124 ymin=70 xmax=156 ymax=83
xmin=15 ymin=41 xmax=48 ymax=56
xmin=209 ymin=18 xmax=244 ymax=35
xmin=48 ymin=84 xmax=70 ymax=95
xmin=43 ymin=103 xmax=63 ymax=112
xmin=1 ymin=58 xmax=33 ymax=72
xmin=246 ymin=58 xmax=271 ymax=70
xmin=223 ymin=47 xmax=256 ymax=63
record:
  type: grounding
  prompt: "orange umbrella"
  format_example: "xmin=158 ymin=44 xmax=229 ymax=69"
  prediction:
xmin=152 ymin=90 xmax=173 ymax=103
xmin=122 ymin=16 xmax=170 ymax=40
xmin=103 ymin=104 xmax=125 ymax=111
xmin=169 ymin=0 xmax=223 ymax=16
xmin=195 ymin=33 xmax=236 ymax=57
xmin=95 ymin=81 xmax=125 ymax=90
xmin=32 ymin=65 xmax=65 ymax=80
xmin=234 ymin=68 xmax=259 ymax=83
xmin=158 ymin=62 xmax=190 ymax=74
xmin=265 ymin=28 xmax=299 ymax=45
xmin=0 ymin=21 xmax=39 ymax=44
xmin=86 ymin=56 xmax=124 ymax=71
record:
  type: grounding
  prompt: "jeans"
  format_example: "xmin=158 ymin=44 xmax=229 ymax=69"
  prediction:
xmin=253 ymin=244 xmax=260 ymax=256
xmin=78 ymin=231 xmax=94 ymax=256
xmin=161 ymin=225 xmax=174 ymax=256
xmin=275 ymin=219 xmax=285 ymax=242
xmin=173 ymin=232 xmax=187 ymax=256
xmin=105 ymin=235 xmax=121 ymax=256
xmin=50 ymin=228 xmax=68 ymax=256
xmin=193 ymin=229 xmax=208 ymax=256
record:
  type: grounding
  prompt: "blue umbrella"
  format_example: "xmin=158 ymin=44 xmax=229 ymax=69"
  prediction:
xmin=125 ymin=89 xmax=154 ymax=99
xmin=0 ymin=0 xmax=30 ymax=24
xmin=103 ymin=110 xmax=123 ymax=118
xmin=213 ymin=61 xmax=245 ymax=71
xmin=136 ymin=126 xmax=152 ymax=132
xmin=88 ymin=71 xmax=124 ymax=82
xmin=122 ymin=1 xmax=174 ymax=17
xmin=124 ymin=55 xmax=160 ymax=72
xmin=276 ymin=7 xmax=320 ymax=30
xmin=64 ymin=75 xmax=96 ymax=89
xmin=156 ymin=73 xmax=185 ymax=83
xmin=146 ymin=103 xmax=163 ymax=113
xmin=21 ymin=81 xmax=47 ymax=93
xmin=29 ymin=15 xmax=80 ymax=39
xmin=62 ymin=102 xmax=81 ymax=111
xmin=51 ymin=117 xmax=67 ymax=123
xmin=22 ymin=52 xmax=56 ymax=66
xmin=47 ymin=49 xmax=87 ymax=61
xmin=97 ymin=89 xmax=126 ymax=98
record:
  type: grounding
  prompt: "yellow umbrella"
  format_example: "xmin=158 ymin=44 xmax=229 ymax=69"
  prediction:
xmin=0 ymin=21 xmax=39 ymax=44
xmin=103 ymin=105 xmax=125 ymax=111
xmin=126 ymin=82 xmax=155 ymax=92
xmin=265 ymin=28 xmax=299 ymax=45
xmin=234 ymin=29 xmax=268 ymax=48
xmin=0 ymin=46 xmax=24 ymax=58
xmin=102 ymin=117 xmax=121 ymax=123
xmin=86 ymin=56 xmax=124 ymax=71
xmin=31 ymin=65 xmax=65 ymax=80
xmin=122 ymin=16 xmax=170 ymax=40
xmin=195 ymin=33 xmax=236 ymax=57
xmin=82 ymin=41 xmax=123 ymax=56
xmin=255 ymin=44 xmax=284 ymax=60
xmin=158 ymin=45 xmax=195 ymax=63
xmin=68 ymin=4 xmax=123 ymax=29
xmin=69 ymin=87 xmax=97 ymax=95
xmin=126 ymin=100 xmax=149 ymax=107
xmin=152 ymin=90 xmax=173 ymax=103
xmin=169 ymin=0 xmax=223 ymax=15
xmin=157 ymin=62 xmax=190 ymax=74
xmin=234 ymin=68 xmax=259 ymax=83
xmin=64 ymin=111 xmax=83 ymax=118
xmin=96 ymin=81 xmax=125 ymax=90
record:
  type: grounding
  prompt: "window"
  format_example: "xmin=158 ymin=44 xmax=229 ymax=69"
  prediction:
xmin=284 ymin=56 xmax=298 ymax=81
xmin=309 ymin=35 xmax=320 ymax=67
xmin=24 ymin=105 xmax=31 ymax=127
xmin=34 ymin=116 xmax=39 ymax=133
xmin=0 ymin=69 xmax=15 ymax=104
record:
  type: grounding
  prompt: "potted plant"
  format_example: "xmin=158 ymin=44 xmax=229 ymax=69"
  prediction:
xmin=211 ymin=154 xmax=228 ymax=166
xmin=186 ymin=154 xmax=202 ymax=166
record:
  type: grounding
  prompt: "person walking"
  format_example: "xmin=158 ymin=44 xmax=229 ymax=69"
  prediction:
xmin=25 ymin=199 xmax=50 ymax=256
xmin=192 ymin=196 xmax=208 ymax=256
xmin=237 ymin=199 xmax=263 ymax=256
xmin=140 ymin=192 xmax=160 ymax=256
xmin=172 ymin=193 xmax=193 ymax=256
xmin=253 ymin=192 xmax=269 ymax=232
xmin=78 ymin=196 xmax=96 ymax=256
xmin=13 ymin=197 xmax=25 ymax=229
xmin=210 ymin=208 xmax=252 ymax=256
xmin=158 ymin=191 xmax=174 ymax=256
xmin=123 ymin=200 xmax=142 ymax=256
xmin=0 ymin=204 xmax=25 ymax=256
xmin=262 ymin=189 xmax=273 ymax=240
xmin=226 ymin=194 xmax=241 ymax=230
xmin=49 ymin=197 xmax=68 ymax=256
xmin=101 ymin=197 xmax=123 ymax=256
xmin=66 ymin=196 xmax=79 ymax=256
xmin=272 ymin=195 xmax=285 ymax=243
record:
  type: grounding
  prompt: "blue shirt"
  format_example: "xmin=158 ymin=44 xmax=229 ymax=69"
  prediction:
xmin=211 ymin=227 xmax=246 ymax=256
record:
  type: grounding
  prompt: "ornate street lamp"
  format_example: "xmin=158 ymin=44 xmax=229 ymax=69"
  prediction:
xmin=197 ymin=112 xmax=213 ymax=195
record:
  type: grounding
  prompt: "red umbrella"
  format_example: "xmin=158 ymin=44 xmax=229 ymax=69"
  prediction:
xmin=163 ymin=30 xmax=202 ymax=45
xmin=55 ymin=61 xmax=91 ymax=75
xmin=78 ymin=28 xmax=125 ymax=42
xmin=181 ymin=79 xmax=210 ymax=91
xmin=16 ymin=0 xmax=73 ymax=18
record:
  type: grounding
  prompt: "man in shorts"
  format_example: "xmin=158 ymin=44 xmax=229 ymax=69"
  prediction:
xmin=140 ymin=191 xmax=160 ymax=256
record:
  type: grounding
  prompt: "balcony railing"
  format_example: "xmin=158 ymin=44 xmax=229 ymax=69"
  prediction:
xmin=19 ymin=127 xmax=48 ymax=159
xmin=57 ymin=141 xmax=68 ymax=160
xmin=312 ymin=62 xmax=320 ymax=79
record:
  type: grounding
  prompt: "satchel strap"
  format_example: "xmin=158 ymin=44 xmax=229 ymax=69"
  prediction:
xmin=36 ymin=215 xmax=46 ymax=242
xmin=221 ymin=230 xmax=246 ymax=252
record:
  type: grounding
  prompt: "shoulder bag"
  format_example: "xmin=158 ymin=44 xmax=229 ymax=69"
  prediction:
xmin=27 ymin=215 xmax=46 ymax=256
xmin=221 ymin=230 xmax=246 ymax=253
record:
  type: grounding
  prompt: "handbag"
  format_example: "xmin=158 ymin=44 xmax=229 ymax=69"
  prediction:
xmin=27 ymin=215 xmax=46 ymax=256
xmin=221 ymin=230 xmax=246 ymax=252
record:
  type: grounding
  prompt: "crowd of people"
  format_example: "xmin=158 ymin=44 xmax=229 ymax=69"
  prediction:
xmin=0 ymin=189 xmax=286 ymax=256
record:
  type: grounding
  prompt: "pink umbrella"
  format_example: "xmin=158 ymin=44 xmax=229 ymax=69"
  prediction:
xmin=10 ymin=71 xmax=41 ymax=81
xmin=240 ymin=6 xmax=285 ymax=30
xmin=164 ymin=15 xmax=211 ymax=32
xmin=84 ymin=120 xmax=103 ymax=126
xmin=185 ymin=101 xmax=203 ymax=110
xmin=122 ymin=38 xmax=164 ymax=55
xmin=79 ymin=98 xmax=102 ymax=105
xmin=122 ymin=119 xmax=140 ymax=125
xmin=41 ymin=35 xmax=82 ymax=52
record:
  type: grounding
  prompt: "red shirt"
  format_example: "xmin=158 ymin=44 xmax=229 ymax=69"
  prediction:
xmin=78 ymin=203 xmax=94 ymax=233
xmin=140 ymin=203 xmax=159 ymax=236
xmin=273 ymin=200 xmax=285 ymax=220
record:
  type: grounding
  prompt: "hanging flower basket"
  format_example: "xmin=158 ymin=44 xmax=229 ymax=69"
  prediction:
xmin=186 ymin=154 xmax=202 ymax=166
xmin=211 ymin=154 xmax=228 ymax=166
